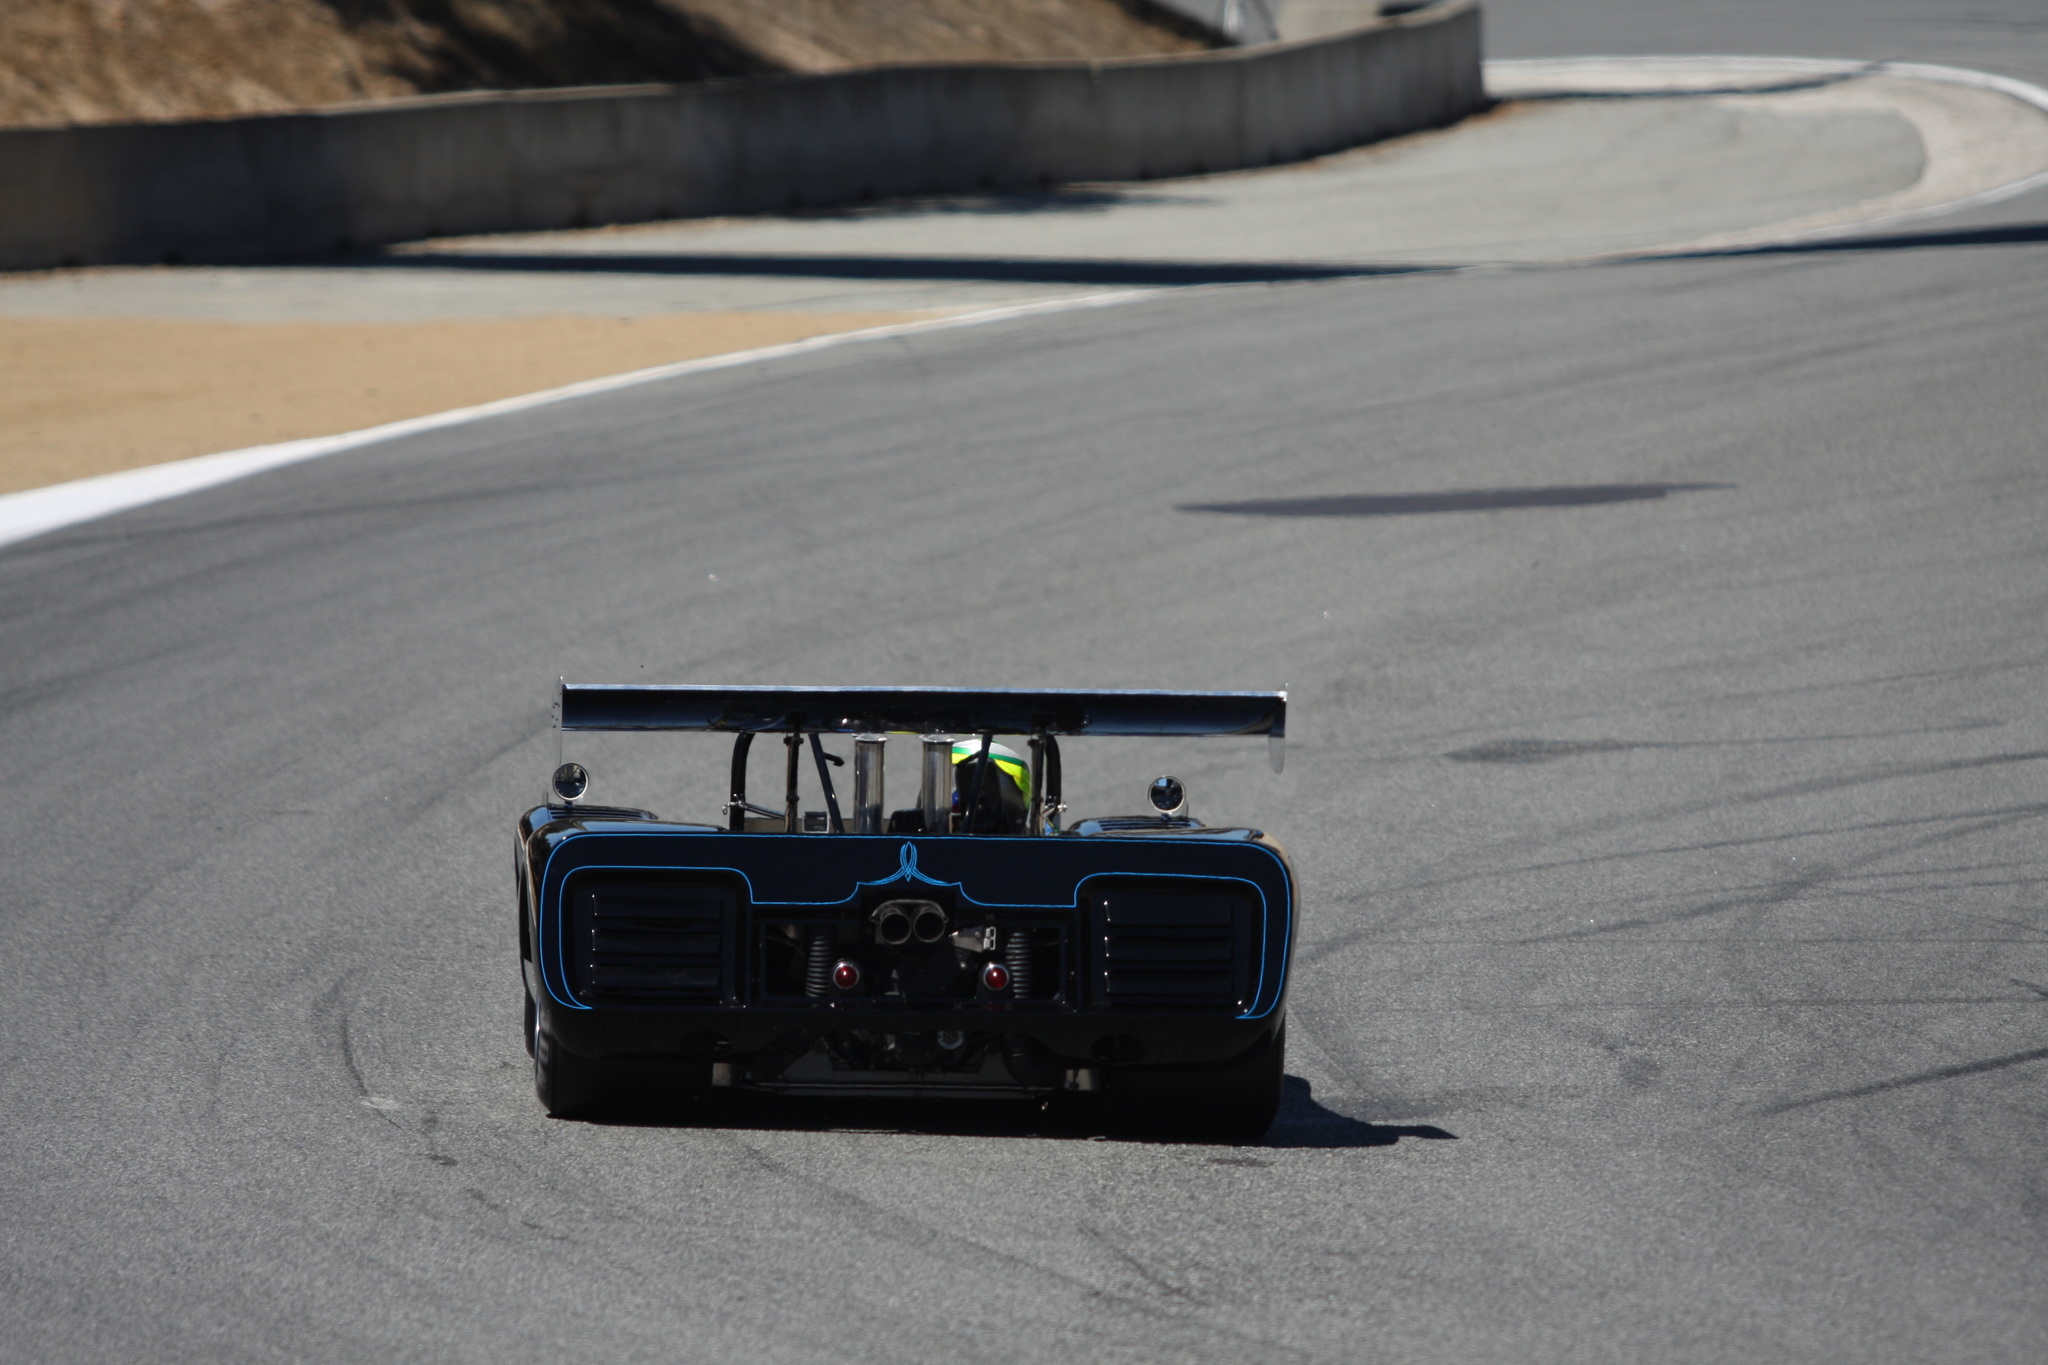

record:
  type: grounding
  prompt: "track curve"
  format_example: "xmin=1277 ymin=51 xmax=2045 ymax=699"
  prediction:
xmin=3 ymin=2 xmax=2045 ymax=1360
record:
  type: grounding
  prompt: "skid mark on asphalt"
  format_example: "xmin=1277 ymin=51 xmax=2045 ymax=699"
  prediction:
xmin=464 ymin=1187 xmax=582 ymax=1247
xmin=721 ymin=1136 xmax=1270 ymax=1350
xmin=1331 ymin=746 xmax=2048 ymax=905
xmin=1441 ymin=719 xmax=2007 ymax=765
xmin=1742 ymin=869 xmax=2048 ymax=917
xmin=313 ymin=974 xmax=405 ymax=1130
xmin=720 ymin=1137 xmax=1318 ymax=1358
xmin=1511 ymin=802 xmax=2048 ymax=943
xmin=1583 ymin=750 xmax=2048 ymax=825
xmin=1302 ymin=799 xmax=2048 ymax=961
xmin=1404 ymin=658 xmax=2047 ymax=755
xmin=1759 ymin=1044 xmax=2048 ymax=1114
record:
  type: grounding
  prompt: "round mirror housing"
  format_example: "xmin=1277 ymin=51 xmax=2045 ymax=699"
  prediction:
xmin=1148 ymin=775 xmax=1187 ymax=817
xmin=551 ymin=762 xmax=589 ymax=803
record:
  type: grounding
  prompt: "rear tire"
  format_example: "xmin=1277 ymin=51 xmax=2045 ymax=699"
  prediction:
xmin=1112 ymin=1024 xmax=1285 ymax=1141
xmin=533 ymin=1026 xmax=612 ymax=1118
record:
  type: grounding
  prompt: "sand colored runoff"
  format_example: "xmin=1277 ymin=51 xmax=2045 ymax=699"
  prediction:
xmin=0 ymin=309 xmax=936 ymax=496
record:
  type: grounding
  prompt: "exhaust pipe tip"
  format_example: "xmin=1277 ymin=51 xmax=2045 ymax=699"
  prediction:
xmin=873 ymin=899 xmax=946 ymax=947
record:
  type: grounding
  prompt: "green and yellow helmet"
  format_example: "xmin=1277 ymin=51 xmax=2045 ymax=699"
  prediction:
xmin=952 ymin=739 xmax=1031 ymax=832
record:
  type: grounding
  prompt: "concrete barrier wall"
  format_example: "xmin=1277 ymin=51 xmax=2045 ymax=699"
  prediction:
xmin=0 ymin=0 xmax=1482 ymax=271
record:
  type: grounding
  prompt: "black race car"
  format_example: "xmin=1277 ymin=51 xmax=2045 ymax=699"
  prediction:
xmin=517 ymin=685 xmax=1294 ymax=1138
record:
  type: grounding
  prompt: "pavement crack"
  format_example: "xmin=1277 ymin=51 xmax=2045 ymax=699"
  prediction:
xmin=1080 ymin=1223 xmax=1204 ymax=1303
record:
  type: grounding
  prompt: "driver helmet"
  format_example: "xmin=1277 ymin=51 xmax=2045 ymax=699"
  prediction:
xmin=952 ymin=739 xmax=1032 ymax=833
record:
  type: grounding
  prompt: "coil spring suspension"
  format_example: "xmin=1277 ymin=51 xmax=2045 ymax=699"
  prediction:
xmin=1004 ymin=929 xmax=1032 ymax=1001
xmin=805 ymin=932 xmax=833 ymax=998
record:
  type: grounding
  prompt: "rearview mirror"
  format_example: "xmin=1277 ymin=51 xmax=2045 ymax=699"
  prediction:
xmin=551 ymin=762 xmax=589 ymax=802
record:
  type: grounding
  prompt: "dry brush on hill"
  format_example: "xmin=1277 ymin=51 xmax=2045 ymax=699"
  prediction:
xmin=0 ymin=0 xmax=1211 ymax=128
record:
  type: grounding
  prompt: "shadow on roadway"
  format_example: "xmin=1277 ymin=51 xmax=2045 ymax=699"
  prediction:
xmin=288 ymin=220 xmax=2048 ymax=289
xmin=1511 ymin=68 xmax=1871 ymax=103
xmin=773 ymin=186 xmax=1196 ymax=218
xmin=580 ymin=1075 xmax=1457 ymax=1149
xmin=1677 ymin=220 xmax=2048 ymax=260
xmin=1181 ymin=483 xmax=1733 ymax=517
xmin=352 ymin=249 xmax=1415 ymax=287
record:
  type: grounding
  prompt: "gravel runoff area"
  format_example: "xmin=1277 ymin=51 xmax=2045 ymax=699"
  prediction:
xmin=0 ymin=310 xmax=941 ymax=497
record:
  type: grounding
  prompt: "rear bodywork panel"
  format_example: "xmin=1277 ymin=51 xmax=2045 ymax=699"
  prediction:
xmin=519 ymin=814 xmax=1294 ymax=1095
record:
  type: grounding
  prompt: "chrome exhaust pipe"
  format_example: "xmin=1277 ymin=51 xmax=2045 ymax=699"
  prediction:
xmin=852 ymin=733 xmax=886 ymax=834
xmin=871 ymin=899 xmax=947 ymax=947
xmin=919 ymin=734 xmax=952 ymax=834
xmin=872 ymin=902 xmax=913 ymax=946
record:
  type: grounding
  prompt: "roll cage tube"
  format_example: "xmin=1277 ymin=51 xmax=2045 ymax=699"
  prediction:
xmin=1030 ymin=732 xmax=1064 ymax=834
xmin=724 ymin=728 xmax=1062 ymax=834
xmin=808 ymin=733 xmax=847 ymax=834
xmin=783 ymin=730 xmax=801 ymax=833
xmin=1048 ymin=733 xmax=1063 ymax=829
xmin=726 ymin=731 xmax=753 ymax=831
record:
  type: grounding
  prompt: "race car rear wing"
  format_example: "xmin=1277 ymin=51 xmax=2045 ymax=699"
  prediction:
xmin=554 ymin=685 xmax=1286 ymax=830
xmin=558 ymin=684 xmax=1285 ymax=740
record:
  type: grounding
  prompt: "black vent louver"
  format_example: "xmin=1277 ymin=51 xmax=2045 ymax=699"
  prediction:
xmin=568 ymin=875 xmax=734 ymax=1004
xmin=1090 ymin=881 xmax=1255 ymax=1013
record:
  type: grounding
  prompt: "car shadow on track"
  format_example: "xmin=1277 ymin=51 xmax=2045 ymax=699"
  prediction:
xmin=581 ymin=1075 xmax=1456 ymax=1148
xmin=1264 ymin=1077 xmax=1459 ymax=1149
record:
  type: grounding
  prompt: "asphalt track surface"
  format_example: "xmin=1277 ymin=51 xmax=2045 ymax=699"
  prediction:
xmin=4 ymin=1 xmax=2046 ymax=1360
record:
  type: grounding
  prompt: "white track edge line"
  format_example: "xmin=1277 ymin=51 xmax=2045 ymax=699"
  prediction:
xmin=0 ymin=288 xmax=1147 ymax=553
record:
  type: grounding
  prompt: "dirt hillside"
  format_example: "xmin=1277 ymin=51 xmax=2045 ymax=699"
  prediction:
xmin=0 ymin=0 xmax=1211 ymax=129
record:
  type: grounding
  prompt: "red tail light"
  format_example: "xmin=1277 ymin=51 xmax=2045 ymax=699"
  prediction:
xmin=832 ymin=960 xmax=862 ymax=991
xmin=982 ymin=962 xmax=1011 ymax=992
